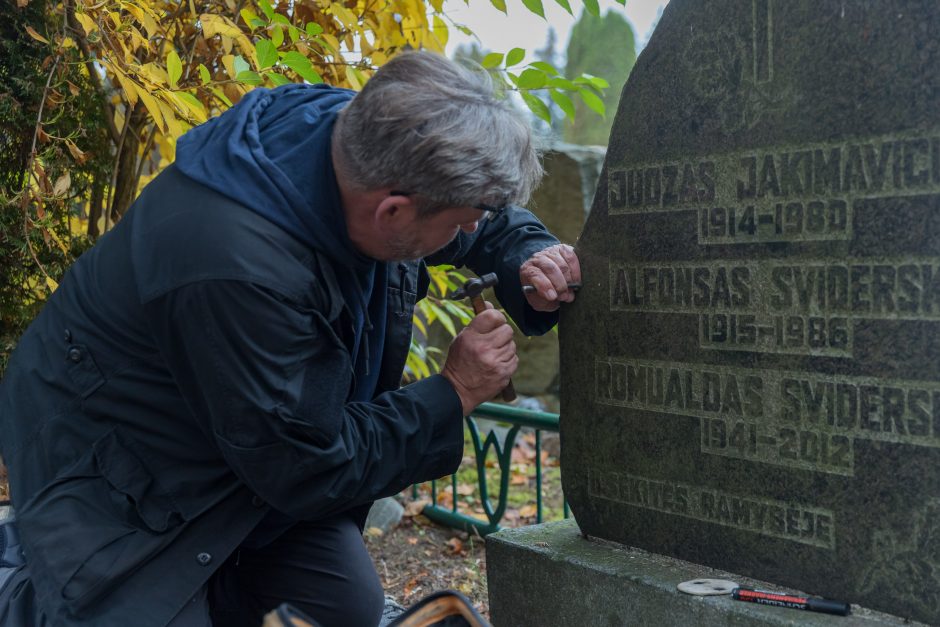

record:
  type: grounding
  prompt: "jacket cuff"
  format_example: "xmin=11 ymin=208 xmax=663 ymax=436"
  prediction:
xmin=410 ymin=374 xmax=466 ymax=481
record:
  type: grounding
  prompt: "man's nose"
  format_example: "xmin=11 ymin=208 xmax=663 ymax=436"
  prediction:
xmin=460 ymin=221 xmax=479 ymax=234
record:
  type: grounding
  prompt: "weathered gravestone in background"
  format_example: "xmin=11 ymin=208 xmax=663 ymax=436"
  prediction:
xmin=558 ymin=0 xmax=940 ymax=623
xmin=512 ymin=143 xmax=605 ymax=397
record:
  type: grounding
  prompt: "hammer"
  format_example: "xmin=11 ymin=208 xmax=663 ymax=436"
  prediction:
xmin=449 ymin=273 xmax=517 ymax=402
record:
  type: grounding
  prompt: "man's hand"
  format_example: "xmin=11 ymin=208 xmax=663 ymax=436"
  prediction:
xmin=520 ymin=244 xmax=582 ymax=312
xmin=441 ymin=304 xmax=517 ymax=415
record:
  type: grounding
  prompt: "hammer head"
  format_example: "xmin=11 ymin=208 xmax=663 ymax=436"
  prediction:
xmin=449 ymin=273 xmax=498 ymax=300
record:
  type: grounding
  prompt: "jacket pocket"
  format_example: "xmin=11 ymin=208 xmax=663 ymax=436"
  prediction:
xmin=19 ymin=429 xmax=184 ymax=612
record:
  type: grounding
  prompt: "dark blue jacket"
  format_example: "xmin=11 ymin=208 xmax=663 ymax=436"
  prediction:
xmin=0 ymin=89 xmax=559 ymax=625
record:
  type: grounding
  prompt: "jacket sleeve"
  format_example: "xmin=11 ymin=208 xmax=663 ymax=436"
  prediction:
xmin=424 ymin=206 xmax=561 ymax=336
xmin=144 ymin=279 xmax=465 ymax=520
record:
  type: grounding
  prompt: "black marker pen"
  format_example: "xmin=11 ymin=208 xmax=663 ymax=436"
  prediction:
xmin=731 ymin=587 xmax=851 ymax=616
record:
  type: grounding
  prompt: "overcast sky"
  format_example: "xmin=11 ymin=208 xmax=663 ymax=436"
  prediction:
xmin=444 ymin=0 xmax=670 ymax=62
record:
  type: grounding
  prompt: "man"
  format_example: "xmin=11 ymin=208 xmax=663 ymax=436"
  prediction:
xmin=0 ymin=51 xmax=581 ymax=626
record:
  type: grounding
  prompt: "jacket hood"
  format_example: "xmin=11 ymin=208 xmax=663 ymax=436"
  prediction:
xmin=175 ymin=84 xmax=387 ymax=401
xmin=175 ymin=84 xmax=369 ymax=269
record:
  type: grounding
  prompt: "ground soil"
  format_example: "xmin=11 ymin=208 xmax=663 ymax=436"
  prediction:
xmin=365 ymin=511 xmax=491 ymax=618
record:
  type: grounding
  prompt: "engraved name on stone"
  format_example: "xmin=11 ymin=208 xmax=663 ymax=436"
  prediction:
xmin=595 ymin=358 xmax=940 ymax=477
xmin=609 ymin=258 xmax=940 ymax=356
xmin=587 ymin=469 xmax=836 ymax=550
xmin=607 ymin=130 xmax=940 ymax=245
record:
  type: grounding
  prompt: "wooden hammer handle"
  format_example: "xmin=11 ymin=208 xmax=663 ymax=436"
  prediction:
xmin=469 ymin=296 xmax=517 ymax=402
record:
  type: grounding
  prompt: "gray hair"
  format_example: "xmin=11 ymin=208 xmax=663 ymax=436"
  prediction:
xmin=333 ymin=51 xmax=543 ymax=215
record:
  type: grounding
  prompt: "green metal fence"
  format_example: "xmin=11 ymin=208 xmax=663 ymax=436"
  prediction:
xmin=410 ymin=402 xmax=567 ymax=536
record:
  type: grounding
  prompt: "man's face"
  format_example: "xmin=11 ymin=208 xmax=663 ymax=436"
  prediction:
xmin=386 ymin=206 xmax=486 ymax=261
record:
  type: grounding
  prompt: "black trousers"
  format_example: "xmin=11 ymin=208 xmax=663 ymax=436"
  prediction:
xmin=170 ymin=511 xmax=385 ymax=627
xmin=0 ymin=512 xmax=384 ymax=627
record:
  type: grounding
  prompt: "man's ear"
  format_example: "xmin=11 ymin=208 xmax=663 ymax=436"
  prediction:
xmin=375 ymin=192 xmax=418 ymax=227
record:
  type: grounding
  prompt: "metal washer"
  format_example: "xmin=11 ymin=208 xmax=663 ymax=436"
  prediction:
xmin=676 ymin=579 xmax=738 ymax=596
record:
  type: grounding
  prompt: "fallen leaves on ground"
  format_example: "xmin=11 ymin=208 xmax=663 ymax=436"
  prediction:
xmin=365 ymin=519 xmax=489 ymax=617
xmin=445 ymin=537 xmax=466 ymax=556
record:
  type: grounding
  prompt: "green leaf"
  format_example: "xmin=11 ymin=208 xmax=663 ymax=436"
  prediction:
xmin=614 ymin=0 xmax=625 ymax=5
xmin=521 ymin=92 xmax=552 ymax=123
xmin=240 ymin=9 xmax=262 ymax=28
xmin=550 ymin=89 xmax=575 ymax=120
xmin=265 ymin=71 xmax=291 ymax=86
xmin=426 ymin=302 xmax=456 ymax=337
xmin=281 ymin=51 xmax=322 ymax=84
xmin=250 ymin=18 xmax=266 ymax=28
xmin=482 ymin=52 xmax=504 ymax=69
xmin=506 ymin=47 xmax=525 ymax=67
xmin=259 ymin=0 xmax=275 ymax=20
xmin=528 ymin=61 xmax=558 ymax=76
xmin=233 ymin=55 xmax=250 ymax=75
xmin=272 ymin=24 xmax=285 ymax=47
xmin=456 ymin=24 xmax=473 ymax=35
xmin=255 ymin=39 xmax=278 ymax=69
xmin=489 ymin=0 xmax=507 ymax=12
xmin=210 ymin=87 xmax=233 ymax=107
xmin=288 ymin=26 xmax=299 ymax=44
xmin=552 ymin=0 xmax=572 ymax=14
xmin=517 ymin=68 xmax=547 ymax=89
xmin=198 ymin=63 xmax=211 ymax=84
xmin=305 ymin=22 xmax=323 ymax=36
xmin=166 ymin=50 xmax=182 ymax=88
xmin=578 ymin=87 xmax=605 ymax=116
xmin=574 ymin=75 xmax=608 ymax=88
xmin=176 ymin=91 xmax=206 ymax=115
xmin=520 ymin=0 xmax=545 ymax=18
xmin=582 ymin=0 xmax=599 ymax=17
xmin=547 ymin=76 xmax=577 ymax=90
xmin=236 ymin=70 xmax=263 ymax=86
xmin=272 ymin=14 xmax=289 ymax=25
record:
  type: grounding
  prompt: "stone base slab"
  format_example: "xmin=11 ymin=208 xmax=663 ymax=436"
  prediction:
xmin=486 ymin=520 xmax=921 ymax=627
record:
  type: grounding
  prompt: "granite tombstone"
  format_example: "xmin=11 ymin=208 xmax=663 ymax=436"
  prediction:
xmin=559 ymin=1 xmax=940 ymax=623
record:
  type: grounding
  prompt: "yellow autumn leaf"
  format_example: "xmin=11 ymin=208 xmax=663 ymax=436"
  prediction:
xmin=25 ymin=26 xmax=49 ymax=44
xmin=330 ymin=3 xmax=359 ymax=30
xmin=44 ymin=228 xmax=70 ymax=256
xmin=200 ymin=14 xmax=257 ymax=68
xmin=107 ymin=63 xmax=139 ymax=106
xmin=344 ymin=66 xmax=363 ymax=90
xmin=136 ymin=87 xmax=166 ymax=133
xmin=141 ymin=12 xmax=159 ymax=38
xmin=74 ymin=12 xmax=97 ymax=35
xmin=137 ymin=62 xmax=169 ymax=87
xmin=113 ymin=108 xmax=125 ymax=131
xmin=45 ymin=276 xmax=59 ymax=293
xmin=123 ymin=3 xmax=144 ymax=23
xmin=430 ymin=15 xmax=448 ymax=50
xmin=320 ymin=33 xmax=340 ymax=54
xmin=157 ymin=98 xmax=184 ymax=138
xmin=167 ymin=91 xmax=207 ymax=123
xmin=127 ymin=26 xmax=150 ymax=53
xmin=221 ymin=54 xmax=236 ymax=79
